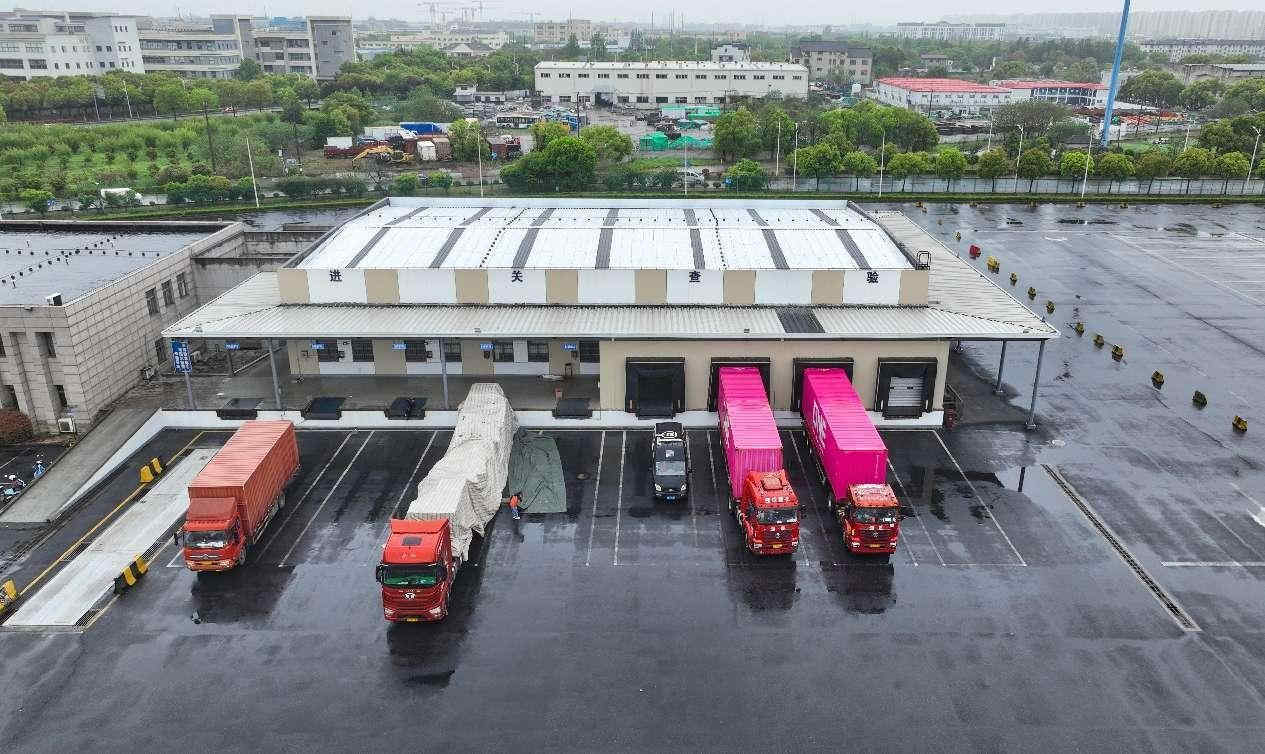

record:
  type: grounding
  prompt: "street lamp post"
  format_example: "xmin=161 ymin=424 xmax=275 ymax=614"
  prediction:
xmin=792 ymin=122 xmax=800 ymax=192
xmin=774 ymin=120 xmax=781 ymax=179
xmin=1013 ymin=124 xmax=1025 ymax=190
xmin=877 ymin=124 xmax=886 ymax=199
xmin=1249 ymin=126 xmax=1261 ymax=194
xmin=1081 ymin=125 xmax=1093 ymax=200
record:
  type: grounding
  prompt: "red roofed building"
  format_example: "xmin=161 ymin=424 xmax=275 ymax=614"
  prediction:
xmin=873 ymin=77 xmax=1014 ymax=117
xmin=990 ymin=79 xmax=1109 ymax=108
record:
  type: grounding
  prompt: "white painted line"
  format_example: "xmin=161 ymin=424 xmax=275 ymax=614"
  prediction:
xmin=1108 ymin=232 xmax=1265 ymax=306
xmin=257 ymin=432 xmax=355 ymax=558
xmin=1161 ymin=561 xmax=1265 ymax=568
xmin=613 ymin=430 xmax=626 ymax=567
xmin=887 ymin=458 xmax=943 ymax=567
xmin=705 ymin=429 xmax=719 ymax=494
xmin=932 ymin=430 xmax=1027 ymax=567
xmin=584 ymin=429 xmax=606 ymax=567
xmin=278 ymin=431 xmax=375 ymax=566
xmin=782 ymin=431 xmax=816 ymax=565
xmin=686 ymin=434 xmax=699 ymax=550
xmin=1207 ymin=511 xmax=1265 ymax=562
xmin=394 ymin=431 xmax=437 ymax=512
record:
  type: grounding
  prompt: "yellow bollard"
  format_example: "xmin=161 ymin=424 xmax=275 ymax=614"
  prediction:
xmin=1073 ymin=322 xmax=1085 ymax=335
xmin=1027 ymin=286 xmax=1037 ymax=300
xmin=1093 ymin=334 xmax=1105 ymax=348
xmin=1192 ymin=390 xmax=1208 ymax=407
xmin=140 ymin=465 xmax=154 ymax=484
xmin=1112 ymin=345 xmax=1125 ymax=361
xmin=1232 ymin=416 xmax=1248 ymax=433
xmin=1045 ymin=301 xmax=1056 ymax=315
xmin=150 ymin=458 xmax=163 ymax=475
xmin=1009 ymin=272 xmax=1018 ymax=286
xmin=1151 ymin=371 xmax=1165 ymax=389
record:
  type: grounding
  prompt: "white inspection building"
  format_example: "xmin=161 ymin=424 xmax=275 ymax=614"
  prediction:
xmin=533 ymin=61 xmax=808 ymax=107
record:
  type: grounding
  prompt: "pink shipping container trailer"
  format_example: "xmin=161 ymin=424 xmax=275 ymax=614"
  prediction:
xmin=716 ymin=366 xmax=784 ymax=499
xmin=800 ymin=368 xmax=888 ymax=503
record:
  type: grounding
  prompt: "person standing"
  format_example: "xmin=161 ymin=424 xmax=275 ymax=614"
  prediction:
xmin=508 ymin=491 xmax=522 ymax=520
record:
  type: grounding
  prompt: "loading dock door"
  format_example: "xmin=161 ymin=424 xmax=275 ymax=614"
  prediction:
xmin=707 ymin=357 xmax=771 ymax=411
xmin=625 ymin=359 xmax=685 ymax=417
xmin=876 ymin=359 xmax=937 ymax=418
xmin=790 ymin=358 xmax=854 ymax=412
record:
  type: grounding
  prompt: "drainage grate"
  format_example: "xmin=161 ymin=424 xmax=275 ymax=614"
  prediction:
xmin=1042 ymin=464 xmax=1200 ymax=632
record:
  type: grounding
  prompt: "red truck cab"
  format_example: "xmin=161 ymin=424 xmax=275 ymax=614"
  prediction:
xmin=376 ymin=518 xmax=458 ymax=622
xmin=183 ymin=498 xmax=247 ymax=570
xmin=837 ymin=484 xmax=901 ymax=555
xmin=734 ymin=470 xmax=800 ymax=555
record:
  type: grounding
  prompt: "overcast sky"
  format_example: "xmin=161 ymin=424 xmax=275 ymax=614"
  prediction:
xmin=12 ymin=0 xmax=1262 ymax=26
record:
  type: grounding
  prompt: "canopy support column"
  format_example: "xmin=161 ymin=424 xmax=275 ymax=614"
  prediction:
xmin=268 ymin=339 xmax=283 ymax=411
xmin=1026 ymin=340 xmax=1045 ymax=431
xmin=994 ymin=340 xmax=1007 ymax=396
xmin=439 ymin=339 xmax=450 ymax=410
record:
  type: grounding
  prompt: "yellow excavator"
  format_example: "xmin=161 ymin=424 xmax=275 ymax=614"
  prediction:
xmin=352 ymin=145 xmax=412 ymax=164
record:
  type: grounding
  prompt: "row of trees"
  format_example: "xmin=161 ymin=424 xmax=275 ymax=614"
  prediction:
xmin=713 ymin=101 xmax=940 ymax=163
xmin=1119 ymin=70 xmax=1265 ymax=117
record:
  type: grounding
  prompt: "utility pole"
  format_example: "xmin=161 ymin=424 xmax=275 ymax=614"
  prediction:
xmin=202 ymin=101 xmax=217 ymax=174
xmin=245 ymin=134 xmax=261 ymax=208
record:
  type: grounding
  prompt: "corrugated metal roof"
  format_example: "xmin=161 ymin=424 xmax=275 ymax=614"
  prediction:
xmin=872 ymin=212 xmax=1058 ymax=339
xmin=296 ymin=198 xmax=914 ymax=272
xmin=163 ymin=272 xmax=1055 ymax=341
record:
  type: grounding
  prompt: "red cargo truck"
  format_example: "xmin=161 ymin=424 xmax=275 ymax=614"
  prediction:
xmin=181 ymin=420 xmax=300 ymax=571
xmin=378 ymin=519 xmax=459 ymax=622
xmin=800 ymin=368 xmax=900 ymax=555
xmin=717 ymin=366 xmax=799 ymax=555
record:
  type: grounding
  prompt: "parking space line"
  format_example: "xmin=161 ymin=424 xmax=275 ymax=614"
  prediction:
xmin=279 ymin=431 xmax=375 ymax=566
xmin=394 ymin=431 xmax=437 ymax=513
xmin=705 ymin=430 xmax=719 ymax=494
xmin=1108 ymin=232 xmax=1265 ymax=306
xmin=584 ymin=429 xmax=606 ymax=567
xmin=1161 ymin=561 xmax=1265 ymax=568
xmin=784 ymin=431 xmax=840 ymax=565
xmin=257 ymin=432 xmax=354 ymax=559
xmin=932 ymin=430 xmax=1027 ymax=567
xmin=613 ymin=431 xmax=626 ymax=567
xmin=886 ymin=459 xmax=944 ymax=567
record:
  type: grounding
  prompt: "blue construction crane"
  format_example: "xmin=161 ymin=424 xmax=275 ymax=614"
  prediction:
xmin=1101 ymin=0 xmax=1132 ymax=149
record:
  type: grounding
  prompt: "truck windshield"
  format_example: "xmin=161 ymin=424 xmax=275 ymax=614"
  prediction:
xmin=755 ymin=508 xmax=797 ymax=525
xmin=853 ymin=508 xmax=899 ymax=524
xmin=184 ymin=529 xmax=230 ymax=549
xmin=379 ymin=564 xmax=446 ymax=588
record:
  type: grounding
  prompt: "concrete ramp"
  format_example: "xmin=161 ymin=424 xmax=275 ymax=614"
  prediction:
xmin=5 ymin=449 xmax=216 ymax=628
xmin=0 ymin=407 xmax=154 ymax=524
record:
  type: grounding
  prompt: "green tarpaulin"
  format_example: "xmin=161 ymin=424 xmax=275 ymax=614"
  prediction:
xmin=505 ymin=430 xmax=567 ymax=514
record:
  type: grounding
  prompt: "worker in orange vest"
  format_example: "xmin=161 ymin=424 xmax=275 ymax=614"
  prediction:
xmin=508 ymin=491 xmax=522 ymax=520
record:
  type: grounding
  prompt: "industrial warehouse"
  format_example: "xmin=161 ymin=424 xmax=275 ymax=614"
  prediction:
xmin=162 ymin=198 xmax=1056 ymax=423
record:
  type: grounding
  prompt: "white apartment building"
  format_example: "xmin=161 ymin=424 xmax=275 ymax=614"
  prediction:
xmin=990 ymin=80 xmax=1108 ymax=108
xmin=138 ymin=25 xmax=242 ymax=80
xmin=534 ymin=61 xmax=808 ymax=108
xmin=214 ymin=15 xmax=353 ymax=81
xmin=712 ymin=44 xmax=749 ymax=63
xmin=1139 ymin=38 xmax=1265 ymax=61
xmin=0 ymin=10 xmax=141 ymax=80
xmin=534 ymin=18 xmax=593 ymax=45
xmin=872 ymin=77 xmax=1014 ymax=118
xmin=893 ymin=22 xmax=1006 ymax=41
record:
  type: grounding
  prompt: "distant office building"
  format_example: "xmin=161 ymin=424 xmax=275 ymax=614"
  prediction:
xmin=0 ymin=10 xmax=142 ymax=80
xmin=534 ymin=18 xmax=593 ymax=45
xmin=138 ymin=22 xmax=242 ymax=80
xmin=872 ymin=77 xmax=1014 ymax=117
xmin=894 ymin=22 xmax=1006 ymax=41
xmin=1162 ymin=62 xmax=1265 ymax=84
xmin=789 ymin=42 xmax=873 ymax=85
xmin=711 ymin=43 xmax=749 ymax=63
xmin=990 ymin=80 xmax=1108 ymax=108
xmin=213 ymin=15 xmax=352 ymax=81
xmin=534 ymin=61 xmax=808 ymax=108
xmin=1139 ymin=39 xmax=1265 ymax=61
xmin=443 ymin=41 xmax=493 ymax=59
xmin=941 ymin=11 xmax=1265 ymax=40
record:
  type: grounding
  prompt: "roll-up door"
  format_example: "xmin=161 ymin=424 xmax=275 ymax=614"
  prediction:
xmin=876 ymin=359 xmax=937 ymax=418
xmin=626 ymin=358 xmax=686 ymax=417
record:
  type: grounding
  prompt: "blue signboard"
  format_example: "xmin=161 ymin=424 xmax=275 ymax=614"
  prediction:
xmin=392 ymin=341 xmax=407 ymax=351
xmin=479 ymin=342 xmax=494 ymax=351
xmin=171 ymin=339 xmax=192 ymax=373
xmin=310 ymin=341 xmax=326 ymax=350
xmin=224 ymin=340 xmax=240 ymax=350
xmin=562 ymin=342 xmax=578 ymax=351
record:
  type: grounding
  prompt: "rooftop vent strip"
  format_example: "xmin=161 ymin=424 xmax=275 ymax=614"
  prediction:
xmin=595 ymin=209 xmax=618 ymax=269
xmin=834 ymin=229 xmax=872 ymax=270
xmin=810 ymin=208 xmax=839 ymax=226
xmin=760 ymin=229 xmax=789 ymax=270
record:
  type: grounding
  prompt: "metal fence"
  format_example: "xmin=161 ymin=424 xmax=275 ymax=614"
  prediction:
xmin=766 ymin=175 xmax=1265 ymax=196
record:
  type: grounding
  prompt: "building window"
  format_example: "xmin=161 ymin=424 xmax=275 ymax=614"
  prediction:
xmin=636 ymin=95 xmax=649 ymax=103
xmin=155 ymin=338 xmax=167 ymax=363
xmin=656 ymin=96 xmax=668 ymax=103
xmin=315 ymin=339 xmax=340 ymax=362
xmin=161 ymin=281 xmax=175 ymax=306
xmin=145 ymin=288 xmax=159 ymax=314
xmin=616 ymin=73 xmax=628 ymax=78
xmin=655 ymin=73 xmax=667 ymax=79
xmin=404 ymin=339 xmax=431 ymax=362
xmin=538 ymin=72 xmax=549 ymax=78
xmin=674 ymin=97 xmax=688 ymax=104
xmin=675 ymin=74 xmax=687 ymax=79
xmin=38 ymin=332 xmax=56 ymax=359
xmin=577 ymin=340 xmax=599 ymax=363
xmin=492 ymin=341 xmax=515 ymax=363
xmin=28 ymin=59 xmax=47 ymax=69
xmin=176 ymin=272 xmax=189 ymax=298
xmin=617 ymin=96 xmax=629 ymax=103
xmin=636 ymin=73 xmax=648 ymax=79
xmin=527 ymin=341 xmax=549 ymax=362
xmin=351 ymin=339 xmax=374 ymax=362
xmin=54 ymin=385 xmax=67 ymax=410
xmin=0 ymin=337 xmax=5 ymax=357
xmin=714 ymin=74 xmax=727 ymax=79
xmin=2 ymin=385 xmax=16 ymax=409
xmin=597 ymin=73 xmax=609 ymax=79
xmin=695 ymin=74 xmax=706 ymax=79
xmin=695 ymin=97 xmax=707 ymax=103
xmin=443 ymin=341 xmax=461 ymax=363
xmin=559 ymin=95 xmax=571 ymax=103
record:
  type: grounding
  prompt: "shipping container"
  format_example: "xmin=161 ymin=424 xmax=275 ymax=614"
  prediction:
xmin=399 ymin=121 xmax=444 ymax=134
xmin=187 ymin=420 xmax=300 ymax=540
xmin=800 ymin=368 xmax=888 ymax=504
xmin=716 ymin=366 xmax=783 ymax=500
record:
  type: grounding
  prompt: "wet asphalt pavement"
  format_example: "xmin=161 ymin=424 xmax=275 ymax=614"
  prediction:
xmin=1 ymin=203 xmax=1265 ymax=750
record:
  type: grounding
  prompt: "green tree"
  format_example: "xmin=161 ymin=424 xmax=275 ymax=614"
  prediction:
xmin=1016 ymin=148 xmax=1051 ymax=187
xmin=390 ymin=173 xmax=420 ymax=195
xmin=427 ymin=170 xmax=453 ymax=192
xmin=758 ymin=106 xmax=795 ymax=160
xmin=306 ymin=109 xmax=351 ymax=148
xmin=578 ymin=124 xmax=632 ymax=163
xmin=1059 ymin=150 xmax=1093 ymax=179
xmin=153 ymin=84 xmax=188 ymax=119
xmin=975 ymin=148 xmax=1011 ymax=191
xmin=1134 ymin=150 xmax=1173 ymax=194
xmin=589 ymin=32 xmax=608 ymax=61
xmin=561 ymin=34 xmax=583 ymax=60
xmin=1213 ymin=150 xmax=1252 ymax=193
xmin=992 ymin=100 xmax=1072 ymax=139
xmin=19 ymin=188 xmax=54 ymax=215
xmin=1173 ymin=147 xmax=1213 ymax=178
xmin=839 ymin=149 xmax=877 ymax=191
xmin=449 ymin=118 xmax=490 ymax=162
xmin=933 ymin=147 xmax=968 ymax=185
xmin=713 ymin=106 xmax=761 ymax=162
xmin=294 ymin=77 xmax=320 ymax=106
xmin=235 ymin=59 xmax=262 ymax=81
xmin=723 ymin=158 xmax=767 ymax=190
xmin=886 ymin=151 xmax=931 ymax=191
xmin=1178 ymin=79 xmax=1224 ymax=111
xmin=529 ymin=120 xmax=571 ymax=152
xmin=1118 ymin=70 xmax=1183 ymax=108
xmin=502 ymin=135 xmax=597 ymax=192
xmin=1095 ymin=152 xmax=1134 ymax=193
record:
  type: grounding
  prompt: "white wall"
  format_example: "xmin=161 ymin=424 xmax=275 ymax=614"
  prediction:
xmin=398 ymin=269 xmax=457 ymax=304
xmin=578 ymin=269 xmax=636 ymax=304
xmin=665 ymin=269 xmax=725 ymax=304
xmin=307 ymin=268 xmax=367 ymax=303
xmin=843 ymin=269 xmax=902 ymax=305
xmin=754 ymin=270 xmax=813 ymax=305
xmin=487 ymin=268 xmax=547 ymax=304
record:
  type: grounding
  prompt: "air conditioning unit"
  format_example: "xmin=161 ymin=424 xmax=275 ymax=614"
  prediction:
xmin=45 ymin=293 xmax=63 ymax=306
xmin=57 ymin=416 xmax=76 ymax=434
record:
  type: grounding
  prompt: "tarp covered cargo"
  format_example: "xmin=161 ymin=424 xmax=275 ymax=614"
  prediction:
xmin=403 ymin=383 xmax=517 ymax=560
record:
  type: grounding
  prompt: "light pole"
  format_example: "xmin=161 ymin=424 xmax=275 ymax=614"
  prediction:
xmin=1081 ymin=124 xmax=1093 ymax=200
xmin=792 ymin=122 xmax=800 ymax=192
xmin=774 ymin=120 xmax=781 ymax=179
xmin=985 ymin=111 xmax=994 ymax=151
xmin=876 ymin=124 xmax=886 ymax=199
xmin=476 ymin=121 xmax=484 ymax=198
xmin=1013 ymin=124 xmax=1025 ymax=190
xmin=1248 ymin=126 xmax=1261 ymax=193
